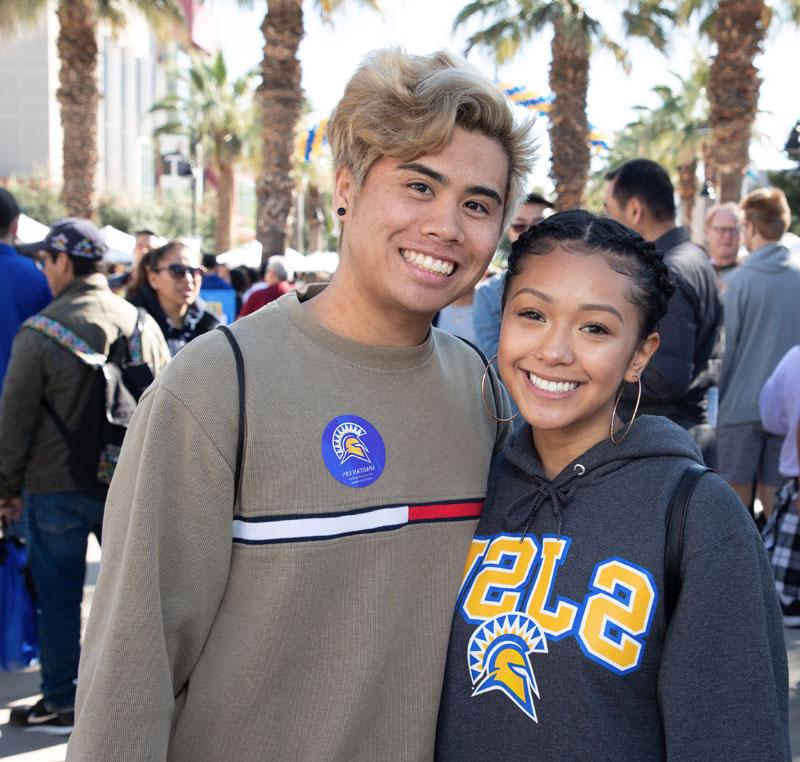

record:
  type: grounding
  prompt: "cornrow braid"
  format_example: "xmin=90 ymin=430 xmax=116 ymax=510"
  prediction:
xmin=502 ymin=210 xmax=675 ymax=341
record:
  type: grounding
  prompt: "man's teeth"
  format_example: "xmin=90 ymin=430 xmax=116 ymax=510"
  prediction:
xmin=527 ymin=372 xmax=578 ymax=394
xmin=402 ymin=250 xmax=455 ymax=276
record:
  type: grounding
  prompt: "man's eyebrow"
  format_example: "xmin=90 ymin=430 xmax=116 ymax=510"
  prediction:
xmin=580 ymin=303 xmax=624 ymax=322
xmin=397 ymin=162 xmax=446 ymax=185
xmin=397 ymin=163 xmax=503 ymax=206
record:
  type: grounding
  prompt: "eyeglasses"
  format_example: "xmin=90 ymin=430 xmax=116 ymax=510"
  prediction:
xmin=151 ymin=264 xmax=205 ymax=279
xmin=710 ymin=225 xmax=742 ymax=235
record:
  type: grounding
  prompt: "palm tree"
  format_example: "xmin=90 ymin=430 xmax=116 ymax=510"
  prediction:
xmin=607 ymin=59 xmax=709 ymax=229
xmin=244 ymin=0 xmax=378 ymax=262
xmin=453 ymin=0 xmax=674 ymax=210
xmin=151 ymin=52 xmax=256 ymax=253
xmin=679 ymin=0 xmax=800 ymax=201
xmin=0 ymin=0 xmax=183 ymax=220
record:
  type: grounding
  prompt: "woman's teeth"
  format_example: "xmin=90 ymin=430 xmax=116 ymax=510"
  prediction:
xmin=402 ymin=250 xmax=454 ymax=276
xmin=527 ymin=372 xmax=578 ymax=393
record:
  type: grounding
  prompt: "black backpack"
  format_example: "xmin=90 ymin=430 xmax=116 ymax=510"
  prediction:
xmin=23 ymin=310 xmax=155 ymax=499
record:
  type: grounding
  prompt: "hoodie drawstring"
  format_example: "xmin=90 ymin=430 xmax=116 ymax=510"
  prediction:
xmin=508 ymin=473 xmax=578 ymax=541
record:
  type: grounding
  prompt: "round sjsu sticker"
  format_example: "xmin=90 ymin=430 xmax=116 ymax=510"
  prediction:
xmin=321 ymin=415 xmax=386 ymax=488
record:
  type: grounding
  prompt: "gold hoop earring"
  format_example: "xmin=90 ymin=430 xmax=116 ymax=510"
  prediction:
xmin=481 ymin=355 xmax=520 ymax=423
xmin=610 ymin=376 xmax=641 ymax=444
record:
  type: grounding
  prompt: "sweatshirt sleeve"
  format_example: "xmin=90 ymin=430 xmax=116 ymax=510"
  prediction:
xmin=68 ymin=382 xmax=235 ymax=760
xmin=658 ymin=501 xmax=789 ymax=760
xmin=471 ymin=278 xmax=502 ymax=361
xmin=759 ymin=347 xmax=800 ymax=436
xmin=0 ymin=330 xmax=47 ymax=498
xmin=719 ymin=277 xmax=743 ymax=396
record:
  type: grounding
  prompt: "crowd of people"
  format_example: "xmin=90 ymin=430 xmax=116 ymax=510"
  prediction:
xmin=0 ymin=45 xmax=798 ymax=761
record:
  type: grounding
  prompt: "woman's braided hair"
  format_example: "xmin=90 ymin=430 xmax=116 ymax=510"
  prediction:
xmin=502 ymin=209 xmax=675 ymax=341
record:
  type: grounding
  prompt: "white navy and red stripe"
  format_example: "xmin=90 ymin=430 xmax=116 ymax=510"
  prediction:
xmin=232 ymin=499 xmax=483 ymax=544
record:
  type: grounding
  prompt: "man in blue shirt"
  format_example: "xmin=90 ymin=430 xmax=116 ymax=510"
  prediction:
xmin=0 ymin=188 xmax=51 ymax=394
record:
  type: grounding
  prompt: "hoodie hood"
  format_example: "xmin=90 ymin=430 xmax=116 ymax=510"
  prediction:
xmin=741 ymin=242 xmax=791 ymax=274
xmin=499 ymin=415 xmax=703 ymax=537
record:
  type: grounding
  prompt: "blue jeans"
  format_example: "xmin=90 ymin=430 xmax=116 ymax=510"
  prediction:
xmin=25 ymin=491 xmax=104 ymax=711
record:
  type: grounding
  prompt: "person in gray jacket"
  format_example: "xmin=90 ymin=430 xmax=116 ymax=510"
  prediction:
xmin=0 ymin=219 xmax=170 ymax=734
xmin=718 ymin=187 xmax=800 ymax=519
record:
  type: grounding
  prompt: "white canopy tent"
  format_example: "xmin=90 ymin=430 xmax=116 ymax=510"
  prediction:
xmin=16 ymin=214 xmax=49 ymax=245
xmin=100 ymin=225 xmax=136 ymax=265
xmin=217 ymin=240 xmax=337 ymax=275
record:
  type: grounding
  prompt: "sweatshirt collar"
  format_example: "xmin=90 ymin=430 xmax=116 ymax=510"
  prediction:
xmin=279 ymin=286 xmax=435 ymax=371
xmin=54 ymin=272 xmax=110 ymax=301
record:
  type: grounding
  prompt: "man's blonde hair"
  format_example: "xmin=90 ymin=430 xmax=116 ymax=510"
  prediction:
xmin=740 ymin=187 xmax=791 ymax=241
xmin=328 ymin=48 xmax=535 ymax=228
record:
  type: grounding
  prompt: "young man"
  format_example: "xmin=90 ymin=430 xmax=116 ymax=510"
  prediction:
xmin=604 ymin=159 xmax=723 ymax=467
xmin=718 ymin=187 xmax=800 ymax=519
xmin=0 ymin=219 xmax=169 ymax=733
xmin=68 ymin=49 xmax=534 ymax=760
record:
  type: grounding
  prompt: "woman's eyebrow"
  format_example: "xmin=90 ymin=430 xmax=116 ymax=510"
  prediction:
xmin=397 ymin=162 xmax=503 ymax=206
xmin=511 ymin=286 xmax=552 ymax=302
xmin=580 ymin=303 xmax=624 ymax=322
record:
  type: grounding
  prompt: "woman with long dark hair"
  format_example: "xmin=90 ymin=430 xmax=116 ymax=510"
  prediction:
xmin=130 ymin=241 xmax=218 ymax=356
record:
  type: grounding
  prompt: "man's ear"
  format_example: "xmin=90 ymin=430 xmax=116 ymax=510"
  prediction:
xmin=626 ymin=197 xmax=643 ymax=226
xmin=334 ymin=166 xmax=353 ymax=213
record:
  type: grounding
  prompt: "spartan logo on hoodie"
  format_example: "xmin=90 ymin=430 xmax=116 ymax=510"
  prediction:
xmin=458 ymin=532 xmax=658 ymax=722
xmin=467 ymin=612 xmax=548 ymax=721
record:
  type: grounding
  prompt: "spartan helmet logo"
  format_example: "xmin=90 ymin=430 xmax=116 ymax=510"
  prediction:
xmin=331 ymin=422 xmax=371 ymax=466
xmin=467 ymin=612 xmax=548 ymax=722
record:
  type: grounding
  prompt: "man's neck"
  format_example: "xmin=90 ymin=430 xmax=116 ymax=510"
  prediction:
xmin=303 ymin=279 xmax=431 ymax=347
xmin=643 ymin=220 xmax=677 ymax=244
xmin=0 ymin=237 xmax=14 ymax=248
xmin=749 ymin=234 xmax=779 ymax=253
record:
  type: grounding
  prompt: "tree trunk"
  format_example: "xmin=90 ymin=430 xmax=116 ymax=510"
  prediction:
xmin=548 ymin=18 xmax=590 ymax=211
xmin=677 ymin=158 xmax=698 ymax=232
xmin=56 ymin=0 xmax=99 ymax=220
xmin=306 ymin=183 xmax=323 ymax=252
xmin=215 ymin=161 xmax=235 ymax=254
xmin=257 ymin=0 xmax=304 ymax=263
xmin=708 ymin=0 xmax=768 ymax=202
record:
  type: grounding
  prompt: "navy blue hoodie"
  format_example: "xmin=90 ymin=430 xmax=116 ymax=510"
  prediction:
xmin=436 ymin=415 xmax=789 ymax=761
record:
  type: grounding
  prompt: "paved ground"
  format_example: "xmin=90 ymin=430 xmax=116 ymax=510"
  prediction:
xmin=3 ymin=538 xmax=800 ymax=760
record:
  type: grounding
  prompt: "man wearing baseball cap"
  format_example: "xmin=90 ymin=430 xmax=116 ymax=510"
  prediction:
xmin=0 ymin=218 xmax=170 ymax=734
xmin=0 ymin=187 xmax=51 ymax=394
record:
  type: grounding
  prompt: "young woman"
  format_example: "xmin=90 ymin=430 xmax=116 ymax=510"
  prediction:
xmin=437 ymin=210 xmax=789 ymax=760
xmin=130 ymin=241 xmax=218 ymax=356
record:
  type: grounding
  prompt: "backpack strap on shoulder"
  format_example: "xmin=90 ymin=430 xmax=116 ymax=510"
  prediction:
xmin=217 ymin=325 xmax=245 ymax=510
xmin=23 ymin=315 xmax=107 ymax=367
xmin=664 ymin=463 xmax=710 ymax=620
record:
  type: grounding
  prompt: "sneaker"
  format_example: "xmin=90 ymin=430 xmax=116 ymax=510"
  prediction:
xmin=781 ymin=600 xmax=800 ymax=628
xmin=8 ymin=698 xmax=74 ymax=735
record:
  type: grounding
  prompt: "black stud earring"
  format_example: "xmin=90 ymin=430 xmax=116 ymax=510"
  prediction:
xmin=336 ymin=207 xmax=346 ymax=217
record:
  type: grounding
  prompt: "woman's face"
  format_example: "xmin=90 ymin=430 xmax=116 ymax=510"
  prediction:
xmin=498 ymin=246 xmax=658 ymax=447
xmin=146 ymin=246 xmax=201 ymax=311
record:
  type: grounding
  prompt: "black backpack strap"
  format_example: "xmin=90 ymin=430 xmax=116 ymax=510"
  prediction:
xmin=217 ymin=325 xmax=245 ymax=509
xmin=664 ymin=463 xmax=709 ymax=620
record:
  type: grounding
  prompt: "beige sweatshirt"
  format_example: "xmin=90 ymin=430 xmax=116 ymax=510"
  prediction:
xmin=68 ymin=290 xmax=508 ymax=761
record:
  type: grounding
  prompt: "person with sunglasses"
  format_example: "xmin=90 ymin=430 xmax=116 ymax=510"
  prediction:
xmin=130 ymin=240 xmax=219 ymax=356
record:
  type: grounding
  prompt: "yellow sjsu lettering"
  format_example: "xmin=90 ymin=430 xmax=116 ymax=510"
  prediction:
xmin=461 ymin=536 xmax=537 ymax=623
xmin=524 ymin=537 xmax=578 ymax=637
xmin=576 ymin=559 xmax=656 ymax=674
